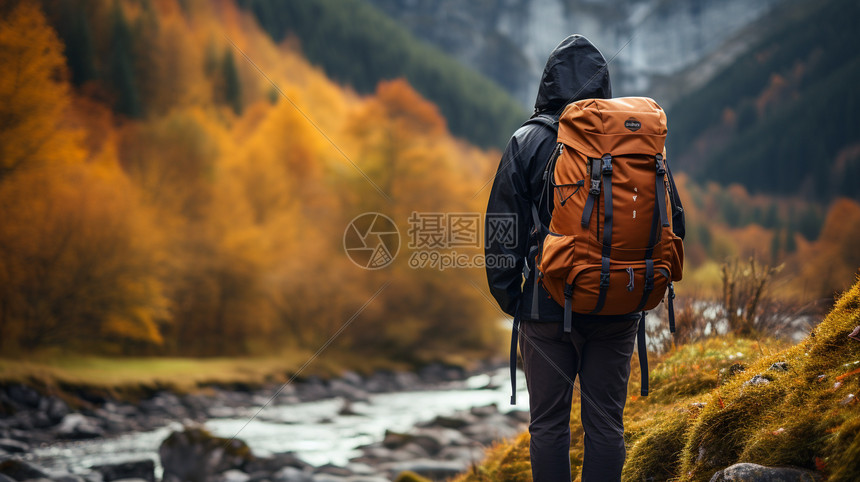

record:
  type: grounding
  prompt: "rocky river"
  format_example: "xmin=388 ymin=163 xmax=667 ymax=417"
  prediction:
xmin=0 ymin=364 xmax=529 ymax=481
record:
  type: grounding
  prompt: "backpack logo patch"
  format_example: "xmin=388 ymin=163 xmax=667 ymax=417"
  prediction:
xmin=624 ymin=118 xmax=641 ymax=132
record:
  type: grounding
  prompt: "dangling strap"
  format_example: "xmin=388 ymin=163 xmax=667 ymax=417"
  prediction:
xmin=655 ymin=154 xmax=670 ymax=228
xmin=634 ymin=259 xmax=655 ymax=312
xmin=580 ymin=158 xmax=602 ymax=228
xmin=591 ymin=154 xmax=613 ymax=314
xmin=529 ymin=203 xmax=544 ymax=321
xmin=668 ymin=282 xmax=676 ymax=334
xmin=563 ymin=284 xmax=573 ymax=333
xmin=509 ymin=300 xmax=521 ymax=405
xmin=638 ymin=312 xmax=649 ymax=397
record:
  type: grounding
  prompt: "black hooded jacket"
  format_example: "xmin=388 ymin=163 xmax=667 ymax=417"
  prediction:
xmin=484 ymin=35 xmax=620 ymax=322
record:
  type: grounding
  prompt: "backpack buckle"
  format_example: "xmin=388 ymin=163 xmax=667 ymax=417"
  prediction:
xmin=655 ymin=153 xmax=666 ymax=175
xmin=601 ymin=154 xmax=613 ymax=174
xmin=588 ymin=158 xmax=602 ymax=195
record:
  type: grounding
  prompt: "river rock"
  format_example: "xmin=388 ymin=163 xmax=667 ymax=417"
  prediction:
xmin=91 ymin=459 xmax=155 ymax=482
xmin=743 ymin=375 xmax=771 ymax=388
xmin=139 ymin=393 xmax=188 ymax=419
xmin=0 ymin=459 xmax=51 ymax=480
xmin=245 ymin=452 xmax=312 ymax=473
xmin=213 ymin=469 xmax=251 ymax=482
xmin=382 ymin=459 xmax=468 ymax=480
xmin=505 ymin=409 xmax=530 ymax=424
xmin=40 ymin=396 xmax=70 ymax=424
xmin=391 ymin=372 xmax=420 ymax=391
xmin=418 ymin=364 xmax=463 ymax=383
xmin=4 ymin=384 xmax=41 ymax=409
xmin=418 ymin=414 xmax=472 ymax=430
xmin=271 ymin=466 xmax=313 ymax=482
xmin=437 ymin=445 xmax=485 ymax=462
xmin=327 ymin=380 xmax=368 ymax=403
xmin=708 ymin=463 xmax=821 ymax=481
xmin=343 ymin=463 xmax=375 ymax=476
xmin=0 ymin=474 xmax=15 ymax=482
xmin=53 ymin=476 xmax=86 ymax=482
xmin=469 ymin=404 xmax=499 ymax=418
xmin=460 ymin=415 xmax=520 ymax=445
xmin=315 ymin=464 xmax=353 ymax=477
xmin=159 ymin=427 xmax=254 ymax=481
xmin=55 ymin=413 xmax=104 ymax=439
xmin=0 ymin=438 xmax=28 ymax=453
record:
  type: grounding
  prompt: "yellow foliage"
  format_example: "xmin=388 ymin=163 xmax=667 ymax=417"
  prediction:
xmin=0 ymin=2 xmax=85 ymax=178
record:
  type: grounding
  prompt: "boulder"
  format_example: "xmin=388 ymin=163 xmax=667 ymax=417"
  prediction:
xmin=159 ymin=427 xmax=254 ymax=482
xmin=709 ymin=463 xmax=821 ymax=481
xmin=91 ymin=459 xmax=155 ymax=482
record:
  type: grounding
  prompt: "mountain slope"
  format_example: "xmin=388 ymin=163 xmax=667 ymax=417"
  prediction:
xmin=237 ymin=0 xmax=527 ymax=148
xmin=668 ymin=0 xmax=860 ymax=201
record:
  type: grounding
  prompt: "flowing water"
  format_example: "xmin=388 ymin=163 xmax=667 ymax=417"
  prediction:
xmin=23 ymin=368 xmax=528 ymax=477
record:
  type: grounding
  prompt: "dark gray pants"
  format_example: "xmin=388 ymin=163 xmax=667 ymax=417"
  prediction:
xmin=520 ymin=317 xmax=639 ymax=482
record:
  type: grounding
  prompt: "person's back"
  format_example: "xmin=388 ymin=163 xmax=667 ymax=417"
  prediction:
xmin=484 ymin=35 xmax=639 ymax=481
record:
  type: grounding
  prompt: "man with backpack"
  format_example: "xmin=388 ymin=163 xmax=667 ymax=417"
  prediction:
xmin=484 ymin=35 xmax=684 ymax=481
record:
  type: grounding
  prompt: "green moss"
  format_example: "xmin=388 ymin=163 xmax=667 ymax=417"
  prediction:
xmin=826 ymin=415 xmax=860 ymax=481
xmin=623 ymin=405 xmax=698 ymax=481
xmin=394 ymin=471 xmax=432 ymax=482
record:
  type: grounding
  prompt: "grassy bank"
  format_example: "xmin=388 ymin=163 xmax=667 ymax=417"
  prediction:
xmin=0 ymin=349 xmax=425 ymax=406
xmin=457 ymin=279 xmax=860 ymax=481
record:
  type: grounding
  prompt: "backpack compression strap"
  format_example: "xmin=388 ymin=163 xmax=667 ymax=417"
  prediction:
xmin=589 ymin=154 xmax=614 ymax=315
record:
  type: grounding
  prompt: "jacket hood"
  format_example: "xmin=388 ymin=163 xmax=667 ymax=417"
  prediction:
xmin=534 ymin=35 xmax=612 ymax=115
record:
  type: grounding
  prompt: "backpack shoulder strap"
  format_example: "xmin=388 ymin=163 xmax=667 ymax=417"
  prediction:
xmin=665 ymin=163 xmax=685 ymax=240
xmin=523 ymin=113 xmax=559 ymax=135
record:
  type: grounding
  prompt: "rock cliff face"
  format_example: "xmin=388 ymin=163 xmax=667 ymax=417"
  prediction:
xmin=367 ymin=0 xmax=785 ymax=108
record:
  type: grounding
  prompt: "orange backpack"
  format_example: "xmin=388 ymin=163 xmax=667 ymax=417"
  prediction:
xmin=527 ymin=97 xmax=684 ymax=395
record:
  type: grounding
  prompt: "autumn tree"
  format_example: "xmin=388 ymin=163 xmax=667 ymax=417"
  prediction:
xmin=0 ymin=2 xmax=84 ymax=181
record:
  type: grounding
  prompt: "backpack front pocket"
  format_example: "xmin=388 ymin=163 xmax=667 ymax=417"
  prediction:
xmin=566 ymin=262 xmax=670 ymax=315
xmin=538 ymin=233 xmax=577 ymax=280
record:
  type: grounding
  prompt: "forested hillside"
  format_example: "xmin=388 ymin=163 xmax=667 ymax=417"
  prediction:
xmin=0 ymin=0 xmax=500 ymax=360
xmin=668 ymin=0 xmax=859 ymax=202
xmin=236 ymin=0 xmax=527 ymax=149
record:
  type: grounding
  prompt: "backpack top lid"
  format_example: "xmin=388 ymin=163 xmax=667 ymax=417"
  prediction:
xmin=557 ymin=96 xmax=667 ymax=159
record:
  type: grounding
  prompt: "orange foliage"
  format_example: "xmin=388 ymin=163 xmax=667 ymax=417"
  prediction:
xmin=791 ymin=199 xmax=860 ymax=299
xmin=0 ymin=0 xmax=501 ymax=359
